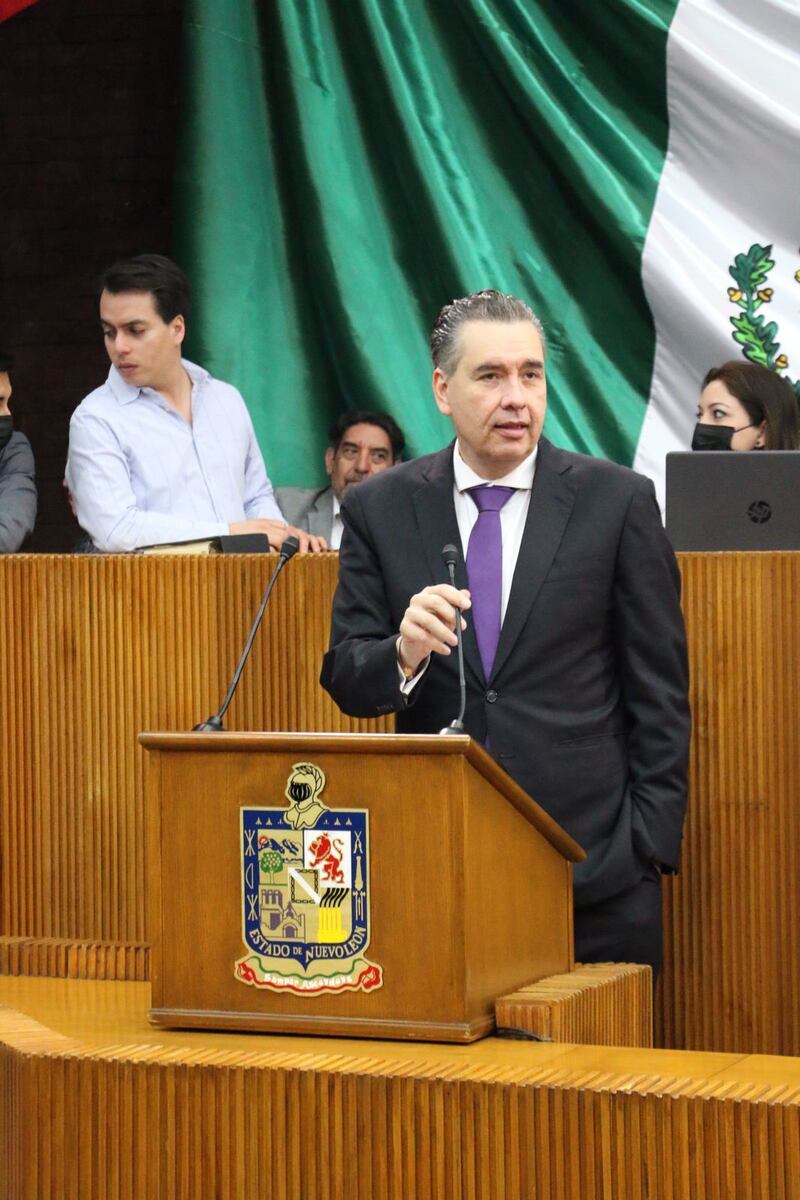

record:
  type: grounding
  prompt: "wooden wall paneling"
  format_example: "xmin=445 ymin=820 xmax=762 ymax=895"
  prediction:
xmin=659 ymin=552 xmax=800 ymax=1053
xmin=0 ymin=555 xmax=389 ymax=983
xmin=4 ymin=551 xmax=800 ymax=1057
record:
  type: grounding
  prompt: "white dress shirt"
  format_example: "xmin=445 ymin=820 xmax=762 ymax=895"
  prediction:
xmin=66 ymin=360 xmax=283 ymax=552
xmin=399 ymin=441 xmax=538 ymax=690
xmin=330 ymin=494 xmax=343 ymax=550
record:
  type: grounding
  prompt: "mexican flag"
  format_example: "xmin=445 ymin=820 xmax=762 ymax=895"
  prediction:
xmin=175 ymin=0 xmax=799 ymax=502
xmin=635 ymin=0 xmax=800 ymax=501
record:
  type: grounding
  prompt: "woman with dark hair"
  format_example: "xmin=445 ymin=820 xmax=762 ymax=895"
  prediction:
xmin=692 ymin=361 xmax=800 ymax=451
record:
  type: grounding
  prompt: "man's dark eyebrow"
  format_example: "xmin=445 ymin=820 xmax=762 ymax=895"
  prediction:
xmin=472 ymin=358 xmax=544 ymax=373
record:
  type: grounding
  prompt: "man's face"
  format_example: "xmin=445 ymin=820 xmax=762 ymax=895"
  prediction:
xmin=100 ymin=290 xmax=185 ymax=390
xmin=325 ymin=422 xmax=395 ymax=499
xmin=432 ymin=319 xmax=547 ymax=479
xmin=0 ymin=371 xmax=11 ymax=417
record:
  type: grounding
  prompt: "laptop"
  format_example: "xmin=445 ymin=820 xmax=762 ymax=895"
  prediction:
xmin=665 ymin=451 xmax=800 ymax=551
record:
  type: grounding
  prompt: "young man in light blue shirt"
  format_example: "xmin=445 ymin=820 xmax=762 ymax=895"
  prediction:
xmin=66 ymin=254 xmax=324 ymax=553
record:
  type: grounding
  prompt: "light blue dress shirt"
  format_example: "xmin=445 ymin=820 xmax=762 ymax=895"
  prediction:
xmin=66 ymin=360 xmax=284 ymax=551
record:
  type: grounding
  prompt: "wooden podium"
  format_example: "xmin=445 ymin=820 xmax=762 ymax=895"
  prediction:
xmin=142 ymin=731 xmax=584 ymax=1043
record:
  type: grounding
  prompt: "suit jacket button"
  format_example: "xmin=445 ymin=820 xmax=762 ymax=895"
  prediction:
xmin=485 ymin=689 xmax=498 ymax=703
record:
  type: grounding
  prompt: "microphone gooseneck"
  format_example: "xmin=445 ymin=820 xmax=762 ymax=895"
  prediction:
xmin=439 ymin=542 xmax=467 ymax=736
xmin=193 ymin=535 xmax=301 ymax=731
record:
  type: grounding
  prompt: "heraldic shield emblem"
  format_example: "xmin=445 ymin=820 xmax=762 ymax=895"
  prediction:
xmin=235 ymin=762 xmax=384 ymax=995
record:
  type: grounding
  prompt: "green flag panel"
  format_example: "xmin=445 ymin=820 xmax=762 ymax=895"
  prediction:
xmin=175 ymin=0 xmax=678 ymax=487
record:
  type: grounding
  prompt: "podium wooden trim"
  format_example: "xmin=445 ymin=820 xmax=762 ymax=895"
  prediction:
xmin=142 ymin=732 xmax=584 ymax=1043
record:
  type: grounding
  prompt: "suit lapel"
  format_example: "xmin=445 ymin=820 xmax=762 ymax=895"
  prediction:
xmin=411 ymin=445 xmax=486 ymax=686
xmin=490 ymin=439 xmax=577 ymax=681
xmin=308 ymin=489 xmax=334 ymax=540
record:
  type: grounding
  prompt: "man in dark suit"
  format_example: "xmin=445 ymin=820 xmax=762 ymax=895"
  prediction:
xmin=0 ymin=352 xmax=37 ymax=552
xmin=321 ymin=290 xmax=689 ymax=975
xmin=277 ymin=410 xmax=406 ymax=548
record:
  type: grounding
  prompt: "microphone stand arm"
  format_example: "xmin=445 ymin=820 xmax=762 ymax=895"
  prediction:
xmin=193 ymin=539 xmax=298 ymax=732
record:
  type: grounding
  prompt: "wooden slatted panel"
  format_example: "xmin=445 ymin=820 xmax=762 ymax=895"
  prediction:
xmin=660 ymin=552 xmax=800 ymax=1053
xmin=3 ymin=1003 xmax=800 ymax=1199
xmin=0 ymin=555 xmax=389 ymax=980
xmin=0 ymin=937 xmax=150 ymax=981
xmin=3 ymin=552 xmax=800 ymax=1056
xmin=496 ymin=963 xmax=652 ymax=1047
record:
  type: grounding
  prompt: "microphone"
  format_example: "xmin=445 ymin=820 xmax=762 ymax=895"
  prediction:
xmin=193 ymin=535 xmax=300 ymax=731
xmin=438 ymin=542 xmax=467 ymax=736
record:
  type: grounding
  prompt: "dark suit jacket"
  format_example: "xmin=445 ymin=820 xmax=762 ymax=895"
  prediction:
xmin=0 ymin=430 xmax=37 ymax=552
xmin=320 ymin=438 xmax=690 ymax=907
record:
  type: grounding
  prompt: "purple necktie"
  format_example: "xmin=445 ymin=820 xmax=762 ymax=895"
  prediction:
xmin=465 ymin=485 xmax=516 ymax=678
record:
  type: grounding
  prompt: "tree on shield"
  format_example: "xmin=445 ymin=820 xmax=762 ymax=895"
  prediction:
xmin=259 ymin=848 xmax=283 ymax=882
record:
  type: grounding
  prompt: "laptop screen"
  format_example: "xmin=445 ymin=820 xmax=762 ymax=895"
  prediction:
xmin=665 ymin=451 xmax=800 ymax=551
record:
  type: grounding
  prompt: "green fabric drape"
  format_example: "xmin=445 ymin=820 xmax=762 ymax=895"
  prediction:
xmin=175 ymin=0 xmax=678 ymax=488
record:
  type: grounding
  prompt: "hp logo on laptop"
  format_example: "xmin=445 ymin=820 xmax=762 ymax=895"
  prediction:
xmin=747 ymin=500 xmax=772 ymax=524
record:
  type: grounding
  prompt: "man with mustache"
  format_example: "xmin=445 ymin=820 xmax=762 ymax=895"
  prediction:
xmin=322 ymin=290 xmax=690 ymax=976
xmin=277 ymin=409 xmax=405 ymax=549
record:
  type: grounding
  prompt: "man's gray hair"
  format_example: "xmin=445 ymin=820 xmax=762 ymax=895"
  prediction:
xmin=430 ymin=289 xmax=546 ymax=376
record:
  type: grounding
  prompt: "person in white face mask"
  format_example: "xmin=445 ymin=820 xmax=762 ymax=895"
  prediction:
xmin=0 ymin=352 xmax=37 ymax=553
xmin=692 ymin=361 xmax=800 ymax=452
